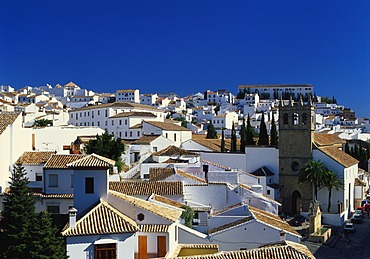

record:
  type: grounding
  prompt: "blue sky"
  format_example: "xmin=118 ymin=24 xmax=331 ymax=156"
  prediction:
xmin=1 ymin=1 xmax=369 ymax=116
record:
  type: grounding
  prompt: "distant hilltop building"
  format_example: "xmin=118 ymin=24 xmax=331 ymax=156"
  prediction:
xmin=238 ymin=84 xmax=313 ymax=100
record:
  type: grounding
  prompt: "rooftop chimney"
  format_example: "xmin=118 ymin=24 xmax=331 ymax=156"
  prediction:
xmin=69 ymin=207 xmax=78 ymax=228
xmin=279 ymin=230 xmax=286 ymax=241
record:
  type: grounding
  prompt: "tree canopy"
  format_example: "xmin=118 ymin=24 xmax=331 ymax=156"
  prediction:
xmin=270 ymin=115 xmax=278 ymax=146
xmin=221 ymin=128 xmax=225 ymax=152
xmin=206 ymin=122 xmax=218 ymax=139
xmin=0 ymin=164 xmax=66 ymax=258
xmin=322 ymin=170 xmax=343 ymax=213
xmin=231 ymin=123 xmax=237 ymax=152
xmin=245 ymin=114 xmax=255 ymax=146
xmin=258 ymin=113 xmax=269 ymax=145
xmin=240 ymin=118 xmax=246 ymax=153
xmin=298 ymin=160 xmax=327 ymax=200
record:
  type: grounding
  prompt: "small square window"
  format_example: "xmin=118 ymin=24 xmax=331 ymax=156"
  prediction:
xmin=36 ymin=174 xmax=42 ymax=181
xmin=47 ymin=205 xmax=60 ymax=214
xmin=267 ymin=190 xmax=271 ymax=195
xmin=49 ymin=174 xmax=58 ymax=187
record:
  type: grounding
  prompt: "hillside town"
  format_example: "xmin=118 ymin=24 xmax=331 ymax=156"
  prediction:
xmin=0 ymin=81 xmax=369 ymax=259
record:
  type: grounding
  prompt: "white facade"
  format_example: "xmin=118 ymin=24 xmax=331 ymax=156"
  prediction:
xmin=115 ymin=89 xmax=140 ymax=103
xmin=238 ymin=84 xmax=313 ymax=100
xmin=212 ymin=112 xmax=238 ymax=130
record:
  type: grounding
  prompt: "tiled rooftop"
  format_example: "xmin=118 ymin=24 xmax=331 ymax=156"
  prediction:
xmin=318 ymin=146 xmax=359 ymax=168
xmin=174 ymin=240 xmax=314 ymax=258
xmin=67 ymin=153 xmax=115 ymax=168
xmin=139 ymin=224 xmax=169 ymax=232
xmin=313 ymin=133 xmax=345 ymax=147
xmin=149 ymin=168 xmax=175 ymax=181
xmin=153 ymin=145 xmax=199 ymax=156
xmin=249 ymin=205 xmax=299 ymax=236
xmin=17 ymin=151 xmax=55 ymax=165
xmin=208 ymin=216 xmax=254 ymax=235
xmin=62 ymin=200 xmax=138 ymax=237
xmin=109 ymin=181 xmax=183 ymax=196
xmin=131 ymin=134 xmax=161 ymax=145
xmin=145 ymin=120 xmax=192 ymax=131
xmin=109 ymin=190 xmax=182 ymax=222
xmin=251 ymin=166 xmax=275 ymax=176
xmin=110 ymin=111 xmax=156 ymax=118
xmin=44 ymin=154 xmax=85 ymax=169
xmin=0 ymin=112 xmax=20 ymax=135
xmin=151 ymin=194 xmax=186 ymax=208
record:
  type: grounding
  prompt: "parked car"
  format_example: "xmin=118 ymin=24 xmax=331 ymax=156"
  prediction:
xmin=351 ymin=213 xmax=363 ymax=223
xmin=344 ymin=222 xmax=356 ymax=232
xmin=288 ymin=215 xmax=306 ymax=226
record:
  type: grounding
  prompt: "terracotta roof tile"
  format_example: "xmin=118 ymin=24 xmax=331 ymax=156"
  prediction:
xmin=44 ymin=154 xmax=85 ymax=169
xmin=174 ymin=241 xmax=314 ymax=259
xmin=249 ymin=206 xmax=300 ymax=236
xmin=153 ymin=145 xmax=199 ymax=156
xmin=109 ymin=190 xmax=182 ymax=222
xmin=62 ymin=200 xmax=138 ymax=236
xmin=0 ymin=112 xmax=20 ymax=135
xmin=212 ymin=202 xmax=244 ymax=216
xmin=313 ymin=133 xmax=346 ymax=147
xmin=110 ymin=111 xmax=156 ymax=118
xmin=355 ymin=178 xmax=366 ymax=186
xmin=17 ymin=151 xmax=55 ymax=165
xmin=145 ymin=120 xmax=191 ymax=131
xmin=318 ymin=146 xmax=359 ymax=168
xmin=208 ymin=216 xmax=254 ymax=234
xmin=176 ymin=170 xmax=207 ymax=183
xmin=139 ymin=224 xmax=169 ymax=232
xmin=67 ymin=153 xmax=115 ymax=168
xmin=109 ymin=181 xmax=183 ymax=196
xmin=131 ymin=135 xmax=161 ymax=145
xmin=149 ymin=168 xmax=175 ymax=181
xmin=151 ymin=194 xmax=186 ymax=208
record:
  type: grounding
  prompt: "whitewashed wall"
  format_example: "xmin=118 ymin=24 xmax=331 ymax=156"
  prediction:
xmin=66 ymin=234 xmax=135 ymax=259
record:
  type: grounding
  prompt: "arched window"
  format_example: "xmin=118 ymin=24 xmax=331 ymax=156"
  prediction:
xmin=293 ymin=113 xmax=299 ymax=125
xmin=283 ymin=113 xmax=288 ymax=125
xmin=302 ymin=113 xmax=307 ymax=125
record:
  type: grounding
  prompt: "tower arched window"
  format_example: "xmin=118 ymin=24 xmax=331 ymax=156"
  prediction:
xmin=293 ymin=113 xmax=299 ymax=125
xmin=302 ymin=113 xmax=307 ymax=125
xmin=283 ymin=113 xmax=288 ymax=125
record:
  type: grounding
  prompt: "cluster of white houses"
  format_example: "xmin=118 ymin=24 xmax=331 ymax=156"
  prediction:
xmin=0 ymin=82 xmax=369 ymax=258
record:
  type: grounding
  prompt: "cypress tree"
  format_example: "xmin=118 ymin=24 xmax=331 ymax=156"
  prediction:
xmin=206 ymin=122 xmax=218 ymax=139
xmin=231 ymin=124 xmax=237 ymax=152
xmin=270 ymin=115 xmax=278 ymax=146
xmin=344 ymin=142 xmax=350 ymax=154
xmin=221 ymin=128 xmax=225 ymax=152
xmin=0 ymin=163 xmax=36 ymax=258
xmin=246 ymin=114 xmax=255 ymax=145
xmin=258 ymin=113 xmax=269 ymax=145
xmin=240 ymin=118 xmax=246 ymax=153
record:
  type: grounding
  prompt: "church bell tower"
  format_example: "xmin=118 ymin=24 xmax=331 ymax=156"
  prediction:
xmin=279 ymin=98 xmax=314 ymax=214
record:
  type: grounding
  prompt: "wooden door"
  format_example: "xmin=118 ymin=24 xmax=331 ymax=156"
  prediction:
xmin=157 ymin=236 xmax=167 ymax=257
xmin=138 ymin=235 xmax=147 ymax=259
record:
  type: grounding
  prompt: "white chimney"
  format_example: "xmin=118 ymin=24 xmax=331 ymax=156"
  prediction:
xmin=279 ymin=230 xmax=286 ymax=241
xmin=69 ymin=207 xmax=78 ymax=228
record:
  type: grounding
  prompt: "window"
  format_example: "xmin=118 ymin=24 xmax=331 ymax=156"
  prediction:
xmin=302 ymin=113 xmax=307 ymax=125
xmin=112 ymin=120 xmax=114 ymax=125
xmin=94 ymin=244 xmax=116 ymax=259
xmin=174 ymin=133 xmax=177 ymax=141
xmin=47 ymin=205 xmax=60 ymax=214
xmin=125 ymin=132 xmax=127 ymax=137
xmin=129 ymin=131 xmax=132 ymax=137
xmin=119 ymin=120 xmax=122 ymax=125
xmin=49 ymin=174 xmax=58 ymax=187
xmin=36 ymin=174 xmax=42 ymax=181
xmin=293 ymin=113 xmax=299 ymax=125
xmin=267 ymin=190 xmax=271 ymax=195
xmin=283 ymin=113 xmax=288 ymax=125
xmin=125 ymin=119 xmax=127 ymax=125
xmin=98 ymin=110 xmax=100 ymax=115
xmin=98 ymin=121 xmax=100 ymax=127
xmin=137 ymin=131 xmax=140 ymax=137
xmin=85 ymin=177 xmax=94 ymax=194
xmin=153 ymin=147 xmax=158 ymax=152
xmin=105 ymin=110 xmax=108 ymax=117
xmin=137 ymin=213 xmax=145 ymax=221
xmin=291 ymin=161 xmax=299 ymax=172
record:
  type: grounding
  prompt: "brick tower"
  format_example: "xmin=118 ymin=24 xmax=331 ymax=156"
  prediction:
xmin=279 ymin=98 xmax=314 ymax=215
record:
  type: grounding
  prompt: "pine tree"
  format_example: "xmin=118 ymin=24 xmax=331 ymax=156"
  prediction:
xmin=231 ymin=124 xmax=237 ymax=152
xmin=245 ymin=114 xmax=255 ymax=145
xmin=270 ymin=115 xmax=278 ymax=146
xmin=206 ymin=122 xmax=218 ymax=139
xmin=0 ymin=164 xmax=66 ymax=258
xmin=0 ymin=163 xmax=36 ymax=258
xmin=258 ymin=113 xmax=269 ymax=145
xmin=240 ymin=118 xmax=246 ymax=153
xmin=30 ymin=211 xmax=66 ymax=259
xmin=221 ymin=128 xmax=225 ymax=152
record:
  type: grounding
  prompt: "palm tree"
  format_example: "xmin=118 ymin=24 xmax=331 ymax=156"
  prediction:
xmin=322 ymin=170 xmax=344 ymax=213
xmin=298 ymin=160 xmax=327 ymax=200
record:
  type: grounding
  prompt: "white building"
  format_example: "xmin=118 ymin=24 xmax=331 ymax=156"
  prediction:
xmin=238 ymin=84 xmax=313 ymax=100
xmin=115 ymin=89 xmax=140 ymax=103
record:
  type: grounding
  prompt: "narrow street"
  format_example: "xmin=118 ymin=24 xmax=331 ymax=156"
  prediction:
xmin=302 ymin=214 xmax=370 ymax=258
